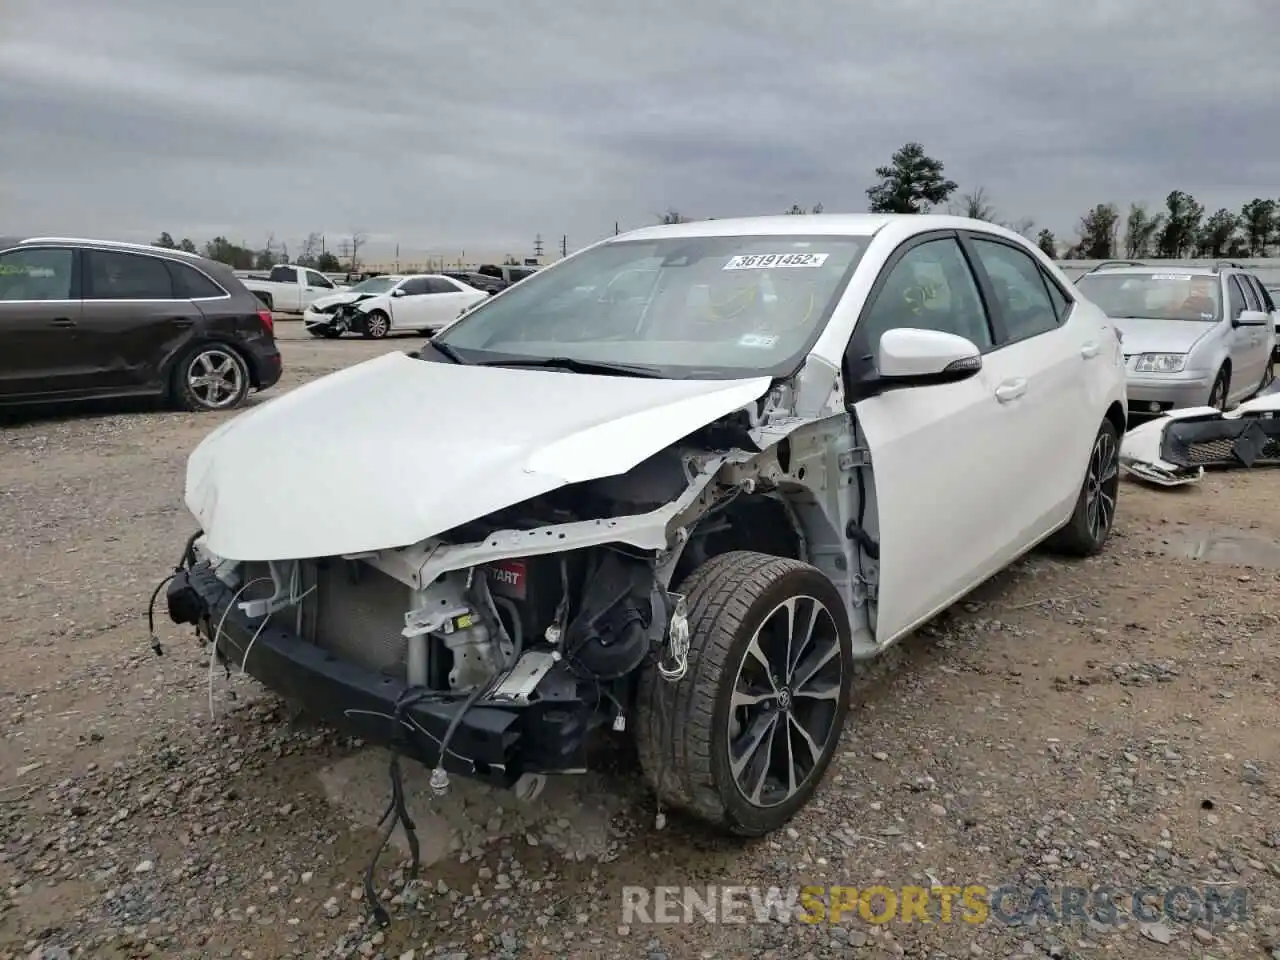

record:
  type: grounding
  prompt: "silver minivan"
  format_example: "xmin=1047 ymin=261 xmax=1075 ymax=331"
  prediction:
xmin=1074 ymin=261 xmax=1276 ymax=414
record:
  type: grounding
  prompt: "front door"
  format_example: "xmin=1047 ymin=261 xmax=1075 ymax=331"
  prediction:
xmin=844 ymin=233 xmax=1040 ymax=646
xmin=1225 ymin=276 xmax=1264 ymax=400
xmin=0 ymin=246 xmax=87 ymax=399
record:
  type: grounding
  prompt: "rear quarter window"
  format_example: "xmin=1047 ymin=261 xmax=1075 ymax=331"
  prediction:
xmin=168 ymin=261 xmax=227 ymax=299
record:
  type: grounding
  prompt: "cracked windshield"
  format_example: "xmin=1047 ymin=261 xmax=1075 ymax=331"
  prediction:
xmin=433 ymin=235 xmax=868 ymax=376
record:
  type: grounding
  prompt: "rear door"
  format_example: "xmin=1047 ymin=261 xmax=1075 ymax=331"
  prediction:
xmin=960 ymin=232 xmax=1100 ymax=536
xmin=1243 ymin=274 xmax=1278 ymax=361
xmin=82 ymin=249 xmax=204 ymax=391
xmin=845 ymin=232 xmax=1032 ymax=645
xmin=0 ymin=245 xmax=84 ymax=398
xmin=419 ymin=277 xmax=476 ymax=329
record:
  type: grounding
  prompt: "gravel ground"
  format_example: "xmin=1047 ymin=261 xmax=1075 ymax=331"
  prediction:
xmin=2 ymin=327 xmax=1278 ymax=959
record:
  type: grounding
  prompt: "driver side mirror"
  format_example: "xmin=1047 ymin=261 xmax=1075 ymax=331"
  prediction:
xmin=877 ymin=328 xmax=982 ymax=385
xmin=391 ymin=288 xmax=407 ymax=297
xmin=1236 ymin=309 xmax=1268 ymax=327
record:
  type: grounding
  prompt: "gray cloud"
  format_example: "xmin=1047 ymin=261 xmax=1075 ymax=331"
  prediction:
xmin=3 ymin=0 xmax=1278 ymax=259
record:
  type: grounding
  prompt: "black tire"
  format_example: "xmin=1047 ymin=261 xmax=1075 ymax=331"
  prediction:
xmin=171 ymin=343 xmax=251 ymax=412
xmin=1208 ymin=367 xmax=1229 ymax=410
xmin=1046 ymin=419 xmax=1120 ymax=557
xmin=634 ymin=551 xmax=853 ymax=837
xmin=362 ymin=310 xmax=390 ymax=339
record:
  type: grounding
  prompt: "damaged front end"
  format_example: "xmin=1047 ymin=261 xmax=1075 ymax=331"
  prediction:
xmin=1120 ymin=389 xmax=1280 ymax=486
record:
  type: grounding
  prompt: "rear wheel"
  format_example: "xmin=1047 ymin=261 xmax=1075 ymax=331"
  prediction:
xmin=1208 ymin=367 xmax=1230 ymax=410
xmin=362 ymin=311 xmax=390 ymax=339
xmin=171 ymin=344 xmax=251 ymax=412
xmin=634 ymin=551 xmax=853 ymax=837
xmin=1047 ymin=419 xmax=1120 ymax=557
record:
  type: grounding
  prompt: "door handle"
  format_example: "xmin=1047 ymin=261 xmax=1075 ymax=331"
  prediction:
xmin=1080 ymin=341 xmax=1100 ymax=359
xmin=49 ymin=317 xmax=76 ymax=327
xmin=172 ymin=318 xmax=195 ymax=328
xmin=995 ymin=378 xmax=1028 ymax=403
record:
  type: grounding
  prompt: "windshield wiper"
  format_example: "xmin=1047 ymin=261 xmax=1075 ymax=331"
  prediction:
xmin=424 ymin=340 xmax=466 ymax=364
xmin=472 ymin=356 xmax=662 ymax=378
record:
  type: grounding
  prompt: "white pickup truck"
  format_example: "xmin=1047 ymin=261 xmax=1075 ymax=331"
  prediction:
xmin=241 ymin=265 xmax=347 ymax=313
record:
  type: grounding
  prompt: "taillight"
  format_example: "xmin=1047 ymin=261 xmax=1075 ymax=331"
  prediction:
xmin=257 ymin=308 xmax=274 ymax=335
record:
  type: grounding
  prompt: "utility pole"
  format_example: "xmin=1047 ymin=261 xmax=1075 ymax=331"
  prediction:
xmin=533 ymin=233 xmax=544 ymax=259
xmin=560 ymin=235 xmax=567 ymax=257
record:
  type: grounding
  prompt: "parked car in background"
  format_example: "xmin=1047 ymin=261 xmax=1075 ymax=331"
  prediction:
xmin=0 ymin=237 xmax=280 ymax=411
xmin=302 ymin=273 xmax=487 ymax=338
xmin=165 ymin=214 xmax=1125 ymax=842
xmin=444 ymin=270 xmax=505 ymax=295
xmin=241 ymin=264 xmax=347 ymax=312
xmin=1265 ymin=283 xmax=1280 ymax=361
xmin=1073 ymin=260 xmax=1276 ymax=415
xmin=475 ymin=263 xmax=539 ymax=287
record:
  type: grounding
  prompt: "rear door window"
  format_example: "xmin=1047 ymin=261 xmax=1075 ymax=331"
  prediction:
xmin=85 ymin=250 xmax=174 ymax=299
xmin=424 ymin=277 xmax=462 ymax=294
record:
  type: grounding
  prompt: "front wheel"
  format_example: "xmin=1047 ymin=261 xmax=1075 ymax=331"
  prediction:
xmin=1046 ymin=419 xmax=1120 ymax=557
xmin=362 ymin=310 xmax=390 ymax=339
xmin=634 ymin=551 xmax=853 ymax=837
xmin=1208 ymin=367 xmax=1230 ymax=410
xmin=171 ymin=344 xmax=251 ymax=412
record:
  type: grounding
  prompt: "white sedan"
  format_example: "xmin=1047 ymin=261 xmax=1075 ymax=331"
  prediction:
xmin=302 ymin=273 xmax=487 ymax=339
xmin=167 ymin=214 xmax=1127 ymax=842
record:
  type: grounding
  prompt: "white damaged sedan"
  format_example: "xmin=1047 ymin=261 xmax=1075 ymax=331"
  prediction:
xmin=162 ymin=214 xmax=1128 ymax=844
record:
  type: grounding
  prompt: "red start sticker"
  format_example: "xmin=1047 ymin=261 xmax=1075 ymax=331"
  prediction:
xmin=486 ymin=559 xmax=527 ymax=599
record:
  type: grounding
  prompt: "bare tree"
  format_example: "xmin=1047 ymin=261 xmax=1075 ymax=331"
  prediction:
xmin=347 ymin=230 xmax=367 ymax=271
xmin=297 ymin=232 xmax=321 ymax=266
xmin=1002 ymin=217 xmax=1036 ymax=239
xmin=951 ymin=186 xmax=996 ymax=221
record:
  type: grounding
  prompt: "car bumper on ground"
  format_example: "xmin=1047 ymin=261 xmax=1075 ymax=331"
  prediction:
xmin=173 ymin=563 xmax=596 ymax=789
xmin=1125 ymin=372 xmax=1211 ymax=416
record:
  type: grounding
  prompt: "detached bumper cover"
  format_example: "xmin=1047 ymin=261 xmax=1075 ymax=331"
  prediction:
xmin=181 ymin=563 xmax=595 ymax=788
xmin=1119 ymin=386 xmax=1280 ymax=486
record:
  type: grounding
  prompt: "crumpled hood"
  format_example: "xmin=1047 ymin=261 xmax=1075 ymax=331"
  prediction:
xmin=185 ymin=351 xmax=773 ymax=561
xmin=1113 ymin=317 xmax=1215 ymax=357
xmin=309 ymin=291 xmax=378 ymax=313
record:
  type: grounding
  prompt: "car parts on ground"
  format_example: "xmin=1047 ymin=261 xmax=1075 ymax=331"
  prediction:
xmin=1120 ymin=383 xmax=1280 ymax=486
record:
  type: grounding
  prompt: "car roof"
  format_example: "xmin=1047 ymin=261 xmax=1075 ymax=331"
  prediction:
xmin=610 ymin=213 xmax=1038 ymax=244
xmin=17 ymin=236 xmax=207 ymax=260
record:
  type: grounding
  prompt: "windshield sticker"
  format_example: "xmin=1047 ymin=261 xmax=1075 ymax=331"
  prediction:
xmin=1150 ymin=273 xmax=1193 ymax=281
xmin=724 ymin=253 xmax=828 ymax=270
xmin=738 ymin=333 xmax=779 ymax=348
xmin=1201 ymin=312 xmax=1215 ymax=320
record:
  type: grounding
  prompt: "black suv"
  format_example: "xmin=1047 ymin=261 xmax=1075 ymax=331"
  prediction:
xmin=0 ymin=238 xmax=282 ymax=412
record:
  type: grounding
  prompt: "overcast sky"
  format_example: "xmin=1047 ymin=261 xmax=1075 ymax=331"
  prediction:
xmin=3 ymin=0 xmax=1278 ymax=259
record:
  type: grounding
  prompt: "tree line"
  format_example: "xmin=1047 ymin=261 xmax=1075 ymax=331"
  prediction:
xmin=151 ymin=231 xmax=357 ymax=272
xmin=659 ymin=142 xmax=1280 ymax=261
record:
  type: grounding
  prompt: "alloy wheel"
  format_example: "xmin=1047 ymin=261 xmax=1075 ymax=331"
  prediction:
xmin=186 ymin=348 xmax=244 ymax=410
xmin=1084 ymin=428 xmax=1119 ymax=544
xmin=727 ymin=595 xmax=843 ymax=809
xmin=366 ymin=313 xmax=389 ymax=338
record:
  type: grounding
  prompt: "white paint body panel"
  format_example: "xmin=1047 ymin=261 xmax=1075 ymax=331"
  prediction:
xmin=186 ymin=213 xmax=1129 ymax=652
xmin=185 ymin=351 xmax=772 ymax=561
